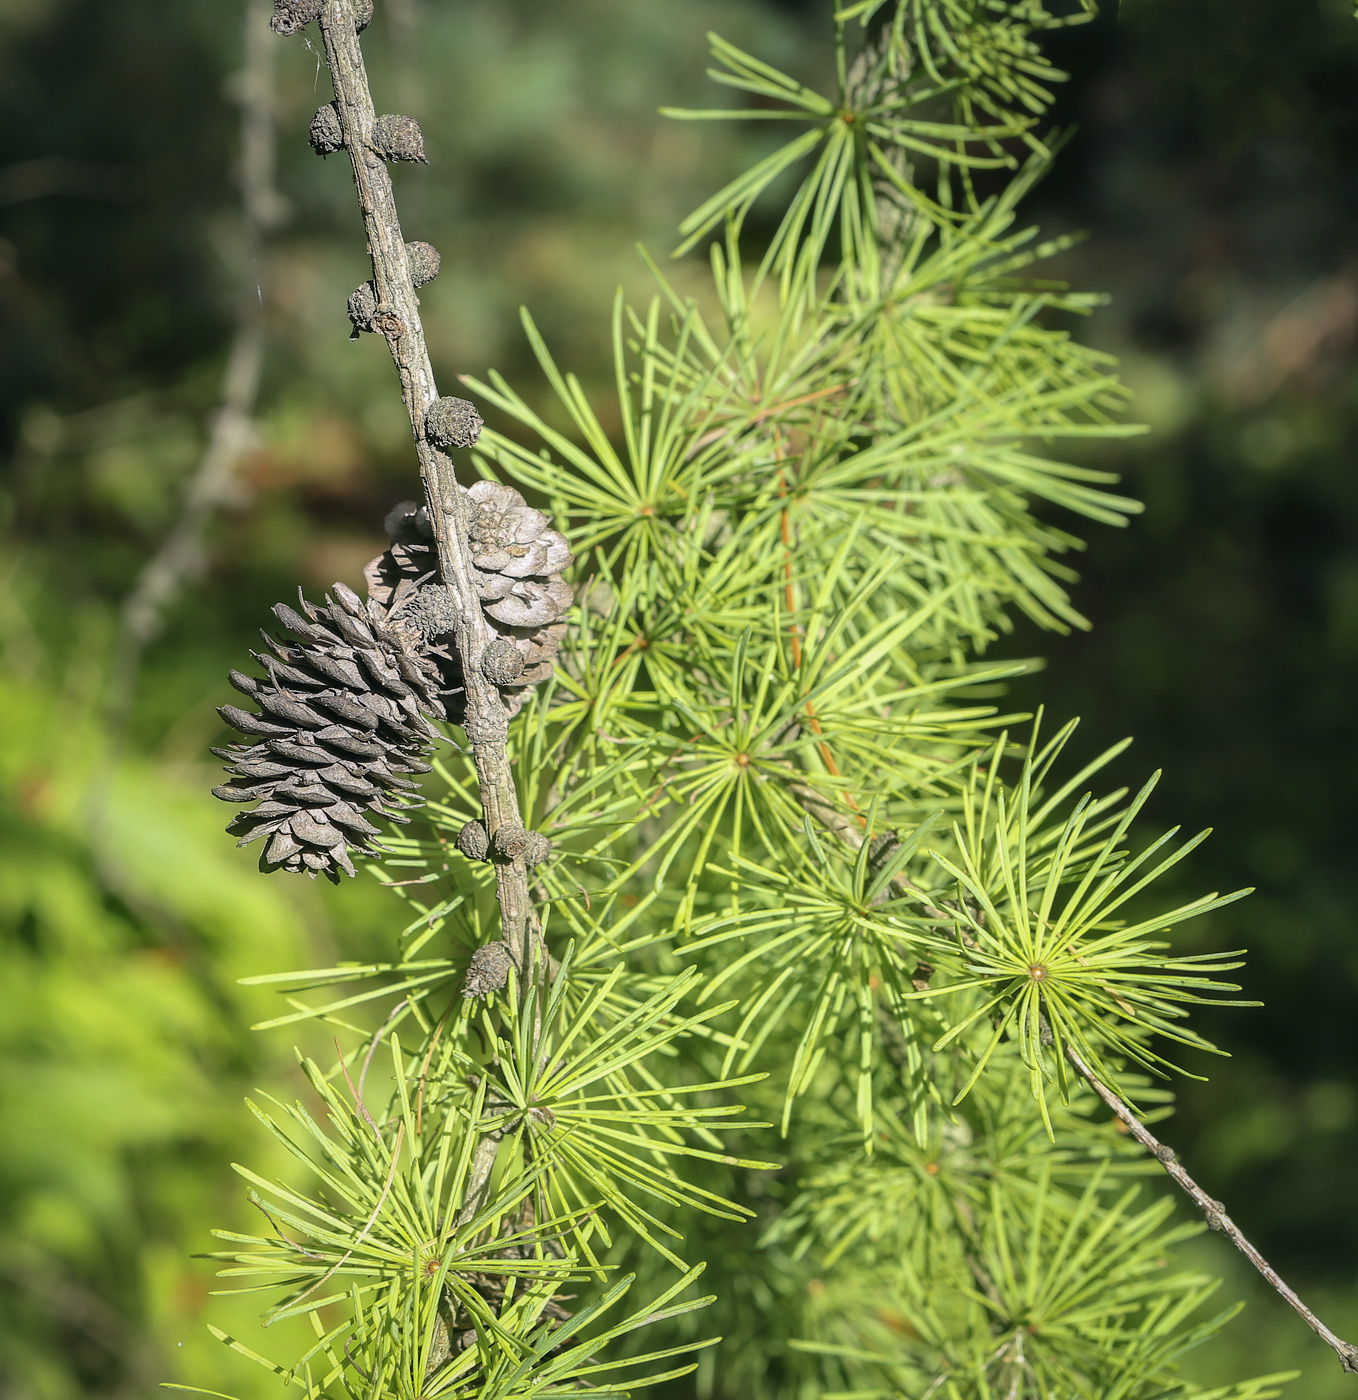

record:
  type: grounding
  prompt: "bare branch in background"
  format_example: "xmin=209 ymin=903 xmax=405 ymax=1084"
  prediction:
xmin=106 ymin=0 xmax=282 ymax=731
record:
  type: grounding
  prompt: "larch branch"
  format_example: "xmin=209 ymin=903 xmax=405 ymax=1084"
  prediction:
xmin=311 ymin=0 xmax=540 ymax=973
xmin=1065 ymin=1043 xmax=1358 ymax=1378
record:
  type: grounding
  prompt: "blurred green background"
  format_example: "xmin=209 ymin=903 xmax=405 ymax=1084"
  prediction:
xmin=1 ymin=0 xmax=1356 ymax=1395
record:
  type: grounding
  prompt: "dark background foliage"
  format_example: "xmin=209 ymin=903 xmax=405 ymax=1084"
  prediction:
xmin=0 ymin=0 xmax=1355 ymax=1395
xmin=1017 ymin=0 xmax=1358 ymax=1287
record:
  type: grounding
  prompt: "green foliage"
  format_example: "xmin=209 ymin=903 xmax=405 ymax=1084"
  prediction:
xmin=200 ymin=3 xmax=1300 ymax=1398
xmin=0 ymin=581 xmax=338 ymax=1399
xmin=911 ymin=721 xmax=1255 ymax=1124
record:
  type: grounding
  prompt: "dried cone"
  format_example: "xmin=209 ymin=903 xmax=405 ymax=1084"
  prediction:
xmin=213 ymin=581 xmax=451 ymax=883
xmin=366 ymin=481 xmax=573 ymax=722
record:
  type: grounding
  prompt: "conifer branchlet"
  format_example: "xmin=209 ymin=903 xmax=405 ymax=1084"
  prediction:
xmin=199 ymin=3 xmax=1358 ymax=1396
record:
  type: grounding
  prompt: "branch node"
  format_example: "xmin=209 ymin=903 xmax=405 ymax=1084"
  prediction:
xmin=490 ymin=826 xmax=552 ymax=868
xmin=270 ymin=0 xmax=322 ymax=36
xmin=462 ymin=714 xmax=509 ymax=746
xmin=482 ymin=638 xmax=526 ymax=685
xmin=426 ymin=396 xmax=484 ymax=451
xmin=371 ymin=307 xmax=405 ymax=340
xmin=463 ymin=940 xmax=513 ymax=998
xmin=347 ymin=280 xmax=377 ymax=334
xmin=455 ymin=819 xmax=489 ymax=861
xmin=406 ymin=240 xmax=441 ymax=288
xmin=310 ymin=103 xmax=344 ymax=155
xmin=372 ymin=113 xmax=427 ymax=164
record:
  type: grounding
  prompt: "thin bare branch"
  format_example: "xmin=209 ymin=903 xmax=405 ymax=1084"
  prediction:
xmin=108 ymin=0 xmax=280 ymax=730
xmin=798 ymin=768 xmax=1355 ymax=1375
xmin=1065 ymin=1043 xmax=1358 ymax=1378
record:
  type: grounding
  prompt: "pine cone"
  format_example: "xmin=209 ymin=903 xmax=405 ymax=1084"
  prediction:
xmin=366 ymin=481 xmax=573 ymax=721
xmin=213 ymin=582 xmax=451 ymax=883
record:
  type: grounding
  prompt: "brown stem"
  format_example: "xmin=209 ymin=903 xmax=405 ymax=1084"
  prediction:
xmin=304 ymin=4 xmax=548 ymax=1264
xmin=311 ymin=0 xmax=537 ymax=973
xmin=774 ymin=458 xmax=857 ymax=811
xmin=107 ymin=0 xmax=280 ymax=730
xmin=455 ymin=1130 xmax=506 ymax=1229
xmin=791 ymin=781 xmax=951 ymax=923
xmin=1064 ymin=1043 xmax=1358 ymax=1378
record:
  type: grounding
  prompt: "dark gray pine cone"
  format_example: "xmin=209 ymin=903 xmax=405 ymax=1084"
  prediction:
xmin=213 ymin=581 xmax=452 ymax=883
xmin=365 ymin=480 xmax=573 ymax=721
xmin=400 ymin=583 xmax=457 ymax=639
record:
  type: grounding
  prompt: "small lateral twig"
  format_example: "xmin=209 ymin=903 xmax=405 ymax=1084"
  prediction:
xmin=800 ymin=771 xmax=1356 ymax=1374
xmin=792 ymin=782 xmax=950 ymax=922
xmin=108 ymin=0 xmax=280 ymax=730
xmin=310 ymin=0 xmax=540 ymax=976
xmin=1065 ymin=1043 xmax=1358 ymax=1378
xmin=285 ymin=1122 xmax=405 ymax=1312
